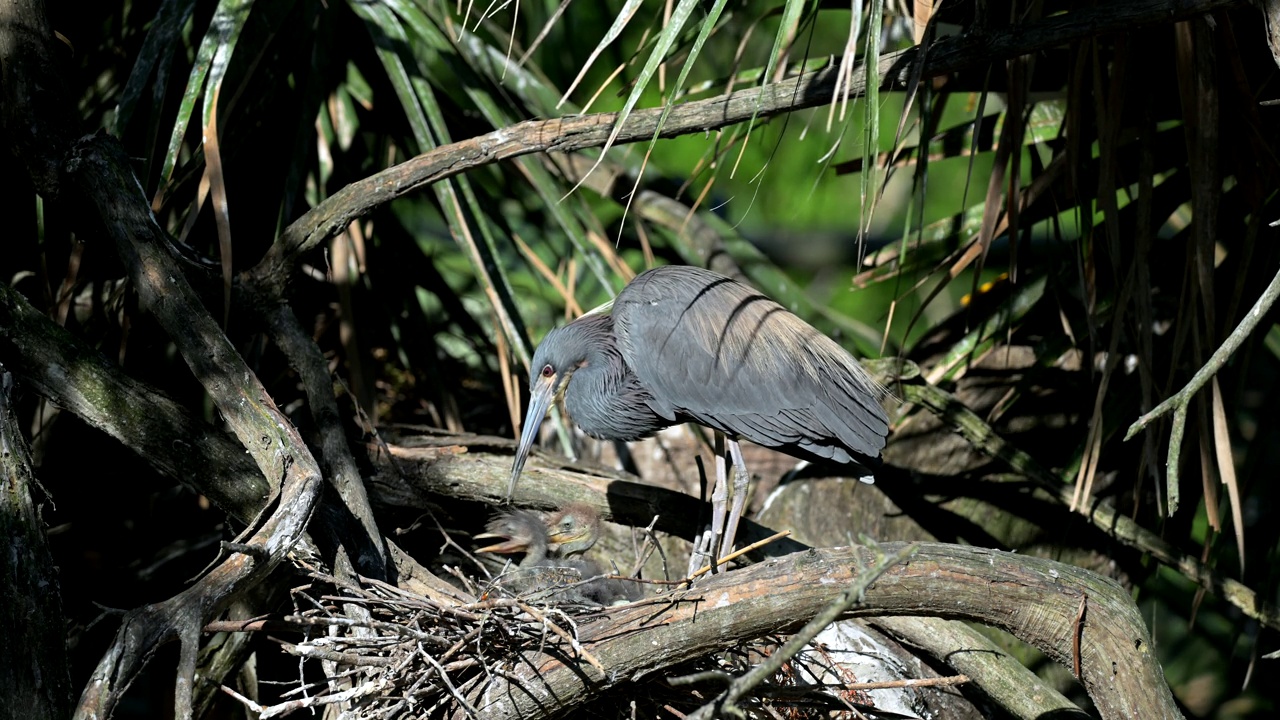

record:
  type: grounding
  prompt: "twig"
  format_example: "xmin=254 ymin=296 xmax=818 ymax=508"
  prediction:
xmin=420 ymin=647 xmax=480 ymax=718
xmin=280 ymin=643 xmax=396 ymax=667
xmin=1073 ymin=593 xmax=1089 ymax=680
xmin=901 ymin=381 xmax=1280 ymax=632
xmin=841 ymin=675 xmax=970 ymax=691
xmin=628 ymin=514 xmax=665 ymax=579
xmin=1124 ymin=261 xmax=1280 ymax=513
xmin=513 ymin=601 xmax=606 ymax=674
xmin=684 ymin=530 xmax=793 ymax=582
xmin=221 ymin=676 xmax=389 ymax=719
xmin=220 ymin=541 xmax=269 ymax=563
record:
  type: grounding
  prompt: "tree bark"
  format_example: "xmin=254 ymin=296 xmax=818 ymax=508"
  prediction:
xmin=0 ymin=370 xmax=72 ymax=720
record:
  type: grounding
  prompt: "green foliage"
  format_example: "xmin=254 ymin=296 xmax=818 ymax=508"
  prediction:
xmin=13 ymin=0 xmax=1280 ymax=717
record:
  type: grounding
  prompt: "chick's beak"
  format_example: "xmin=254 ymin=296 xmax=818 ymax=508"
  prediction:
xmin=508 ymin=372 xmax=558 ymax=499
xmin=474 ymin=536 xmax=530 ymax=555
xmin=545 ymin=526 xmax=588 ymax=548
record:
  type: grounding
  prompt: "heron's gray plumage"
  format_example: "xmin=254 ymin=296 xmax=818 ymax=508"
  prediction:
xmin=612 ymin=266 xmax=888 ymax=468
xmin=533 ymin=314 xmax=668 ymax=442
xmin=510 ymin=265 xmax=890 ymax=498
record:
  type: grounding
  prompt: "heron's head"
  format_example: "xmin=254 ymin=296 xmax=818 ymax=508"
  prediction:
xmin=508 ymin=320 xmax=603 ymax=499
xmin=527 ymin=325 xmax=587 ymax=395
xmin=474 ymin=510 xmax=545 ymax=556
xmin=545 ymin=503 xmax=601 ymax=558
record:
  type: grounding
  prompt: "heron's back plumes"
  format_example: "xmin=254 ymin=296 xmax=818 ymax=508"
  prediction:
xmin=613 ymin=265 xmax=889 ymax=469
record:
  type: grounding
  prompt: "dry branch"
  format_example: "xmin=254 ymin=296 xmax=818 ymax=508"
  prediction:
xmin=65 ymin=134 xmax=325 ymax=720
xmin=899 ymin=380 xmax=1280 ymax=631
xmin=473 ymin=543 xmax=1174 ymax=719
xmin=682 ymin=544 xmax=923 ymax=720
xmin=209 ymin=542 xmax=1174 ymax=720
xmin=0 ymin=282 xmax=269 ymax=523
xmin=0 ymin=371 xmax=73 ymax=720
xmin=371 ymin=397 xmax=1280 ymax=634
xmin=1124 ymin=262 xmax=1280 ymax=512
xmin=0 ymin=278 xmax=466 ymax=603
xmin=871 ymin=616 xmax=1089 ymax=720
xmin=265 ymin=302 xmax=388 ymax=580
xmin=0 ymin=0 xmax=325 ymax=713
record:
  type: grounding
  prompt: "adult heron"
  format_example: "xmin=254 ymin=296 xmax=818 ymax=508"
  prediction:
xmin=509 ymin=265 xmax=889 ymax=562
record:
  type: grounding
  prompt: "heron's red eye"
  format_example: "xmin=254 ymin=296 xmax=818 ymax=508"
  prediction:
xmin=541 ymin=365 xmax=554 ymax=378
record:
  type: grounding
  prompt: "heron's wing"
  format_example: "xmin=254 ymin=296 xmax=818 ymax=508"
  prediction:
xmin=614 ymin=266 xmax=888 ymax=464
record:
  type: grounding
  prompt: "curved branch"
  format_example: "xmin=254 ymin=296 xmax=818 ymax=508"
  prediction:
xmin=900 ymin=379 xmax=1280 ymax=632
xmin=470 ymin=543 xmax=1179 ymax=720
xmin=871 ymin=616 xmax=1090 ymax=720
xmin=1123 ymin=262 xmax=1280 ymax=510
xmin=684 ymin=544 xmax=923 ymax=719
xmin=264 ymin=303 xmax=388 ymax=580
xmin=0 ymin=281 xmax=269 ymax=523
xmin=370 ymin=377 xmax=1280 ymax=635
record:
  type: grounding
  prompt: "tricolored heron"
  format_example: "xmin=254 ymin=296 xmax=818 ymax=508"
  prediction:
xmin=509 ymin=265 xmax=889 ymax=566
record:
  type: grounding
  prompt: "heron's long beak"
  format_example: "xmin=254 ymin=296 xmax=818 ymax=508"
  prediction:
xmin=508 ymin=373 xmax=557 ymax=499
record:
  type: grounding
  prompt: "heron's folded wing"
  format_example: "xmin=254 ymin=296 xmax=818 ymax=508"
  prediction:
xmin=613 ymin=266 xmax=888 ymax=463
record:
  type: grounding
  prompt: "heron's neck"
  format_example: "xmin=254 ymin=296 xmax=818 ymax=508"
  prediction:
xmin=561 ymin=315 xmax=669 ymax=442
xmin=519 ymin=535 xmax=549 ymax=567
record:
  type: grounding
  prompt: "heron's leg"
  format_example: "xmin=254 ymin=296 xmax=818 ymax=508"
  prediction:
xmin=719 ymin=439 xmax=750 ymax=559
xmin=686 ymin=454 xmax=716 ymax=578
xmin=706 ymin=432 xmax=729 ymax=573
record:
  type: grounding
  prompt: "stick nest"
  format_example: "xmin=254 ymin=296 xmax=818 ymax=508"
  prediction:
xmin=219 ymin=555 xmax=889 ymax=719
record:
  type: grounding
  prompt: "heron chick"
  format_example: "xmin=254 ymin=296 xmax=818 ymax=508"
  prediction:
xmin=476 ymin=504 xmax=639 ymax=604
xmin=545 ymin=503 xmax=601 ymax=557
xmin=474 ymin=509 xmax=551 ymax=566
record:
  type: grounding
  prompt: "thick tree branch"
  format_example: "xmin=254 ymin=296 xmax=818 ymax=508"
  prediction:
xmin=0 ymin=278 xmax=464 ymax=605
xmin=67 ymin=136 xmax=319 ymax=491
xmin=469 ymin=543 xmax=1179 ymax=720
xmin=871 ymin=616 xmax=1090 ymax=720
xmin=2 ymin=1 xmax=324 ymax=710
xmin=264 ymin=303 xmax=388 ymax=580
xmin=0 ymin=281 xmax=269 ymax=524
xmin=684 ymin=544 xmax=923 ymax=719
xmin=370 ymin=376 xmax=1280 ymax=635
xmin=0 ymin=0 xmax=73 ymax=194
